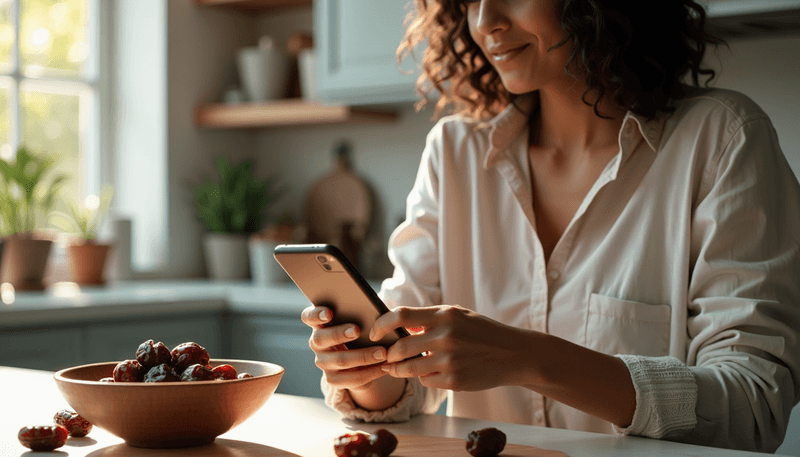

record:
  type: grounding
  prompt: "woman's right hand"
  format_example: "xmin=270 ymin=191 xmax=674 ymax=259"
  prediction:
xmin=300 ymin=305 xmax=392 ymax=392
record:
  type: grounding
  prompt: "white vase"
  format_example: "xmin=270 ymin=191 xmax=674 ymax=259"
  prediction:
xmin=237 ymin=37 xmax=288 ymax=102
xmin=248 ymin=239 xmax=290 ymax=286
xmin=203 ymin=233 xmax=250 ymax=281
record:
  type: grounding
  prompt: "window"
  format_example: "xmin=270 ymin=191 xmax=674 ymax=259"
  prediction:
xmin=0 ymin=0 xmax=105 ymax=226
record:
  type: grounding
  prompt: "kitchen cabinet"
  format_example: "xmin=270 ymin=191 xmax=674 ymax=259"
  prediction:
xmin=193 ymin=0 xmax=401 ymax=129
xmin=229 ymin=314 xmax=321 ymax=398
xmin=0 ymin=313 xmax=223 ymax=372
xmin=83 ymin=315 xmax=223 ymax=364
xmin=314 ymin=0 xmax=420 ymax=105
xmin=0 ymin=328 xmax=84 ymax=371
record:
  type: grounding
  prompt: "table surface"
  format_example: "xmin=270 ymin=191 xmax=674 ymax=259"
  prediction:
xmin=0 ymin=366 xmax=782 ymax=457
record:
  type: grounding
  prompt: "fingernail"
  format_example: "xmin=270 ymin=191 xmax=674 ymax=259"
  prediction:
xmin=369 ymin=328 xmax=375 ymax=341
xmin=345 ymin=326 xmax=357 ymax=338
xmin=381 ymin=364 xmax=391 ymax=372
xmin=373 ymin=349 xmax=385 ymax=361
xmin=318 ymin=309 xmax=329 ymax=322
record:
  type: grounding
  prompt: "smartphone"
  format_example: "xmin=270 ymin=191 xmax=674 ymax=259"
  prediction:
xmin=273 ymin=244 xmax=410 ymax=349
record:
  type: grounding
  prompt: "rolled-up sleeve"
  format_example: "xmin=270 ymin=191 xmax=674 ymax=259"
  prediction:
xmin=619 ymin=115 xmax=800 ymax=451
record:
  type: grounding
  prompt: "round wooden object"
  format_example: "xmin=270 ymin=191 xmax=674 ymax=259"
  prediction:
xmin=303 ymin=154 xmax=372 ymax=249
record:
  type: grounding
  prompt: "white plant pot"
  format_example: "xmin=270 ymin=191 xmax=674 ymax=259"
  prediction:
xmin=203 ymin=233 xmax=250 ymax=281
xmin=249 ymin=239 xmax=290 ymax=286
xmin=237 ymin=45 xmax=287 ymax=102
xmin=298 ymin=49 xmax=318 ymax=101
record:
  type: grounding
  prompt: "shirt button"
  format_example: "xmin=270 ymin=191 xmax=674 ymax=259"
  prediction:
xmin=534 ymin=410 xmax=545 ymax=425
xmin=547 ymin=270 xmax=560 ymax=280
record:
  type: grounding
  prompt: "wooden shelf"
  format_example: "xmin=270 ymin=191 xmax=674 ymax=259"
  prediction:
xmin=195 ymin=0 xmax=311 ymax=13
xmin=194 ymin=99 xmax=398 ymax=129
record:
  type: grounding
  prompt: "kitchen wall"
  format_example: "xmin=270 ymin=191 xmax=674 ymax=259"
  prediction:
xmin=252 ymin=8 xmax=800 ymax=278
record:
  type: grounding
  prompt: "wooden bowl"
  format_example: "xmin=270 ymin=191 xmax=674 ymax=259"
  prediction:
xmin=54 ymin=359 xmax=284 ymax=448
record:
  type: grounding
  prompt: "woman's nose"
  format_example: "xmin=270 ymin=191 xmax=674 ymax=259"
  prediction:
xmin=474 ymin=0 xmax=510 ymax=35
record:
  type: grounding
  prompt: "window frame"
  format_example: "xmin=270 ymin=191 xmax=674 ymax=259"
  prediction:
xmin=1 ymin=0 xmax=113 ymax=281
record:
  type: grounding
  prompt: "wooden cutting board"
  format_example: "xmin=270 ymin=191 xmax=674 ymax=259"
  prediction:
xmin=390 ymin=434 xmax=568 ymax=457
xmin=303 ymin=142 xmax=372 ymax=266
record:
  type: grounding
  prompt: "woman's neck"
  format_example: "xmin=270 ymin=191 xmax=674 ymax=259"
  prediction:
xmin=531 ymin=85 xmax=625 ymax=154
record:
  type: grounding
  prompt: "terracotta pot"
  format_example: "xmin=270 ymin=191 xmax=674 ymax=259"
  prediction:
xmin=0 ymin=236 xmax=53 ymax=291
xmin=68 ymin=241 xmax=112 ymax=286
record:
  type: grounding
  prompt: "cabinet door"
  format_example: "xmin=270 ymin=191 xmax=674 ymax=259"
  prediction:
xmin=230 ymin=315 xmax=320 ymax=398
xmin=84 ymin=315 xmax=223 ymax=364
xmin=0 ymin=328 xmax=83 ymax=371
xmin=315 ymin=0 xmax=420 ymax=105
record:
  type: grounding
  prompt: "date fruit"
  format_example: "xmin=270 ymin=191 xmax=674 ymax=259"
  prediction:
xmin=181 ymin=363 xmax=215 ymax=381
xmin=135 ymin=339 xmax=172 ymax=368
xmin=334 ymin=429 xmax=397 ymax=457
xmin=101 ymin=340 xmax=256 ymax=383
xmin=113 ymin=359 xmax=145 ymax=382
xmin=212 ymin=364 xmax=238 ymax=380
xmin=144 ymin=363 xmax=180 ymax=382
xmin=18 ymin=425 xmax=68 ymax=451
xmin=53 ymin=410 xmax=93 ymax=437
xmin=466 ymin=427 xmax=506 ymax=457
xmin=370 ymin=429 xmax=398 ymax=456
xmin=171 ymin=342 xmax=210 ymax=373
xmin=334 ymin=432 xmax=375 ymax=457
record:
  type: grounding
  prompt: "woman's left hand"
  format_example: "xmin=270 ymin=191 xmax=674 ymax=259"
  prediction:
xmin=369 ymin=305 xmax=533 ymax=391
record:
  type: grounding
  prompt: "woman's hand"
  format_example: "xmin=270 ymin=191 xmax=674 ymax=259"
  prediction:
xmin=300 ymin=305 xmax=407 ymax=410
xmin=370 ymin=305 xmax=531 ymax=391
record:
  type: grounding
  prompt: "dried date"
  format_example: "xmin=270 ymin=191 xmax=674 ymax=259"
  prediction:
xmin=212 ymin=364 xmax=238 ymax=380
xmin=334 ymin=429 xmax=397 ymax=457
xmin=334 ymin=432 xmax=375 ymax=457
xmin=466 ymin=427 xmax=506 ymax=457
xmin=170 ymin=342 xmax=210 ymax=373
xmin=18 ymin=425 xmax=68 ymax=452
xmin=113 ymin=359 xmax=145 ymax=382
xmin=144 ymin=363 xmax=180 ymax=382
xmin=369 ymin=429 xmax=398 ymax=456
xmin=180 ymin=363 xmax=215 ymax=381
xmin=135 ymin=339 xmax=172 ymax=368
xmin=53 ymin=410 xmax=93 ymax=437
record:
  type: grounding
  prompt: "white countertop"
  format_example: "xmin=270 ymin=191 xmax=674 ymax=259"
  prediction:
xmin=0 ymin=279 xmax=362 ymax=329
xmin=0 ymin=366 xmax=783 ymax=457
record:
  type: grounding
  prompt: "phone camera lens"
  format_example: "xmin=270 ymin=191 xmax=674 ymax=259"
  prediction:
xmin=316 ymin=255 xmax=327 ymax=263
xmin=322 ymin=263 xmax=332 ymax=271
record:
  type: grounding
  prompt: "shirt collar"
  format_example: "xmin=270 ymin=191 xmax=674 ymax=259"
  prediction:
xmin=481 ymin=92 xmax=667 ymax=170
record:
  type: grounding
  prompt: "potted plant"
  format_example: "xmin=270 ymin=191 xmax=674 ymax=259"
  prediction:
xmin=49 ymin=186 xmax=114 ymax=285
xmin=193 ymin=156 xmax=282 ymax=281
xmin=0 ymin=146 xmax=68 ymax=291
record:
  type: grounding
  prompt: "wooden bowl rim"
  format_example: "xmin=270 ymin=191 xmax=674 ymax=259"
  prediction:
xmin=54 ymin=358 xmax=284 ymax=386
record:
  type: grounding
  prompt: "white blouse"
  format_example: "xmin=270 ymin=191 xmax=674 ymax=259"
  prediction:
xmin=322 ymin=88 xmax=800 ymax=453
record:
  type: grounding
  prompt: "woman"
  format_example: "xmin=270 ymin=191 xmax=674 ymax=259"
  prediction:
xmin=300 ymin=0 xmax=800 ymax=452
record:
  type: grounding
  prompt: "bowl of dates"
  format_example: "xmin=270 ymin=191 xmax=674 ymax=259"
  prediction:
xmin=53 ymin=340 xmax=284 ymax=449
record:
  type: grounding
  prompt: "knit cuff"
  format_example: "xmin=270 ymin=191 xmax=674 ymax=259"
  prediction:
xmin=321 ymin=375 xmax=424 ymax=423
xmin=614 ymin=355 xmax=698 ymax=439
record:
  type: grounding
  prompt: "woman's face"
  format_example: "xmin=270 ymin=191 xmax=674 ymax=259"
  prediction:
xmin=466 ymin=0 xmax=571 ymax=95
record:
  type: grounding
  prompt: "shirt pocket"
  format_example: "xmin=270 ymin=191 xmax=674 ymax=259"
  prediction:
xmin=585 ymin=293 xmax=671 ymax=357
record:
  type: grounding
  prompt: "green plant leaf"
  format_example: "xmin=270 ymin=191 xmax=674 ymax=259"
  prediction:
xmin=192 ymin=156 xmax=283 ymax=234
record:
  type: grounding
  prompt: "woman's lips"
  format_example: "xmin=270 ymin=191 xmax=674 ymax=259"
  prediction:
xmin=490 ymin=44 xmax=529 ymax=62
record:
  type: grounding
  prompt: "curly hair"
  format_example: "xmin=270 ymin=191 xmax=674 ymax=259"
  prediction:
xmin=398 ymin=0 xmax=727 ymax=120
